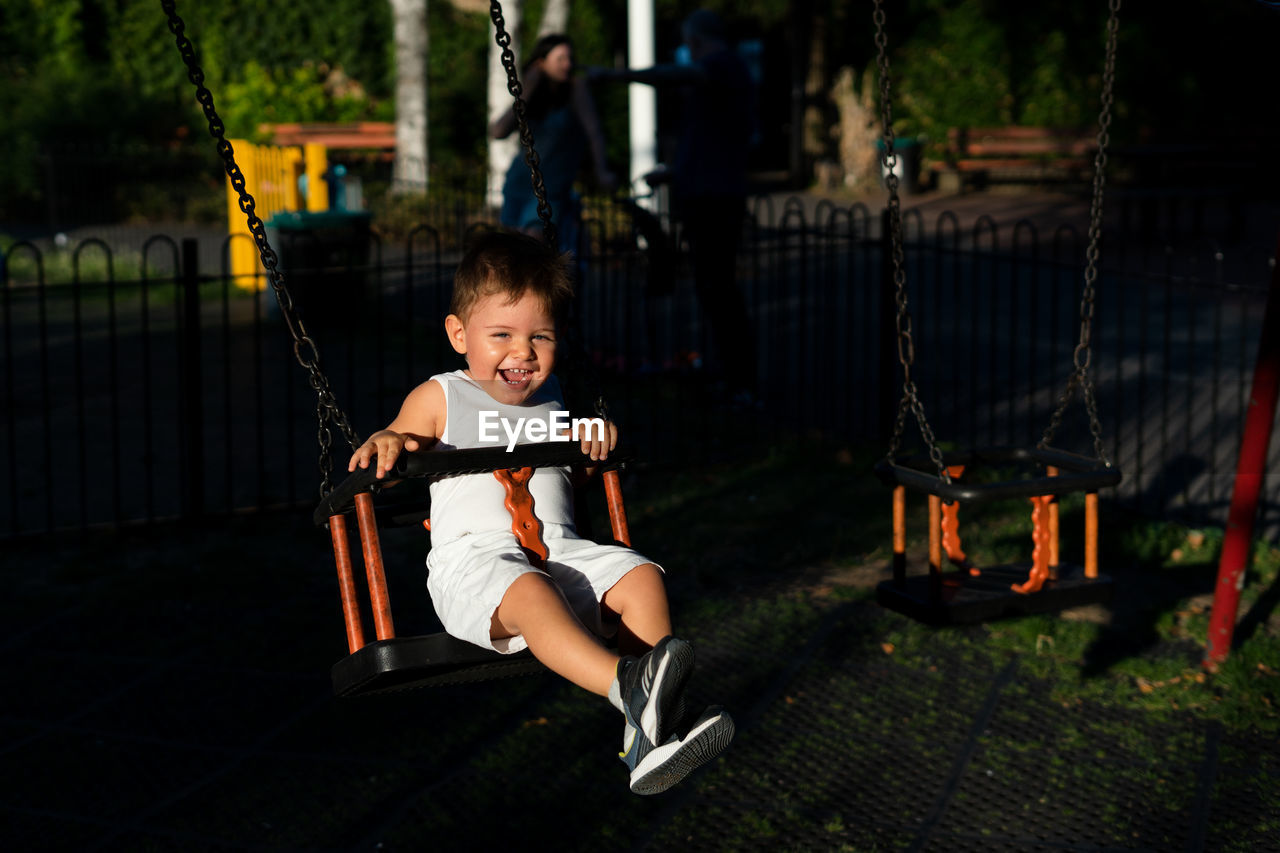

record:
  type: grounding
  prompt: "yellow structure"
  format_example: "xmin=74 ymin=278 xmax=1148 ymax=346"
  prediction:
xmin=225 ymin=140 xmax=329 ymax=290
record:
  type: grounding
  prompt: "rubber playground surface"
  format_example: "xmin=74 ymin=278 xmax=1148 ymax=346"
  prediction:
xmin=4 ymin=445 xmax=1278 ymax=853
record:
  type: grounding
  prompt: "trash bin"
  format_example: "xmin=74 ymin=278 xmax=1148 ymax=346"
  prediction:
xmin=875 ymin=137 xmax=922 ymax=194
xmin=265 ymin=210 xmax=372 ymax=325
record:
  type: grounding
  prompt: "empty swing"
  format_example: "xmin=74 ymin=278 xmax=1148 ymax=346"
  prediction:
xmin=162 ymin=0 xmax=629 ymax=695
xmin=870 ymin=0 xmax=1124 ymax=625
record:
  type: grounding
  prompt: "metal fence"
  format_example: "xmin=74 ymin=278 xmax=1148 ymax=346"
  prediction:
xmin=2 ymin=196 xmax=1277 ymax=540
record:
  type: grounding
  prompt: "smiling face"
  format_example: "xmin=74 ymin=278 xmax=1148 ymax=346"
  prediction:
xmin=445 ymin=287 xmax=558 ymax=406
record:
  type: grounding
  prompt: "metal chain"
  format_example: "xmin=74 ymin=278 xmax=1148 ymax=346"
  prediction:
xmin=160 ymin=0 xmax=360 ymax=497
xmin=489 ymin=1 xmax=618 ymax=425
xmin=873 ymin=0 xmax=949 ymax=482
xmin=1039 ymin=0 xmax=1120 ymax=465
xmin=489 ymin=1 xmax=557 ymax=249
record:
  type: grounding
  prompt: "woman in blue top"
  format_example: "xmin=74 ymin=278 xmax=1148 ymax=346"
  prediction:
xmin=490 ymin=34 xmax=616 ymax=255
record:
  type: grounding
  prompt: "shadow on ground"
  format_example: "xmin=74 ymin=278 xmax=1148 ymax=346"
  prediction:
xmin=2 ymin=448 xmax=1278 ymax=851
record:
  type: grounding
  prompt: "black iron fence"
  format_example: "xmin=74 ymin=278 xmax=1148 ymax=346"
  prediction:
xmin=2 ymin=196 xmax=1277 ymax=540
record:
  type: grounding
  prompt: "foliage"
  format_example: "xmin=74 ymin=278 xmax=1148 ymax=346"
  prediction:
xmin=889 ymin=0 xmax=1103 ymax=155
xmin=4 ymin=0 xmax=1278 ymax=225
xmin=219 ymin=60 xmax=383 ymax=140
xmin=366 ymin=171 xmax=492 ymax=244
xmin=427 ymin=1 xmax=489 ymax=175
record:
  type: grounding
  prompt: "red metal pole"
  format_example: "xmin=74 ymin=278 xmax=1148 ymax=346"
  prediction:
xmin=1204 ymin=229 xmax=1280 ymax=669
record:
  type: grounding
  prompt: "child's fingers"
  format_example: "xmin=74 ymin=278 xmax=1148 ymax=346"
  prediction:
xmin=582 ymin=422 xmax=618 ymax=461
xmin=376 ymin=444 xmax=397 ymax=477
xmin=581 ymin=437 xmax=609 ymax=462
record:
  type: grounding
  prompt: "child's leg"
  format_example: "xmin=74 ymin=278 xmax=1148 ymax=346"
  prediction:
xmin=601 ymin=563 xmax=671 ymax=657
xmin=491 ymin=572 xmax=619 ymax=696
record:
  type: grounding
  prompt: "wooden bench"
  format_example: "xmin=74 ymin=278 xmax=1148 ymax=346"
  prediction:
xmin=929 ymin=126 xmax=1097 ymax=192
xmin=260 ymin=122 xmax=396 ymax=159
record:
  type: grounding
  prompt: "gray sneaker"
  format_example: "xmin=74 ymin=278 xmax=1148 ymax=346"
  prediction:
xmin=616 ymin=635 xmax=694 ymax=746
xmin=622 ymin=705 xmax=736 ymax=795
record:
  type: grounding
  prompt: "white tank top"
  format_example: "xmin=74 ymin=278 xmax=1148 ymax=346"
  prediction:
xmin=427 ymin=370 xmax=575 ymax=544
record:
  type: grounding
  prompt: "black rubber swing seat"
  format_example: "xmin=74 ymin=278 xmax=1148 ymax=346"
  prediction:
xmin=332 ymin=634 xmax=545 ymax=696
xmin=874 ymin=562 xmax=1118 ymax=626
xmin=874 ymin=445 xmax=1122 ymax=625
xmin=318 ymin=440 xmax=634 ymax=698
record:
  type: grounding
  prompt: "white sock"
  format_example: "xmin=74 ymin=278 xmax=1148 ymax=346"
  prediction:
xmin=607 ymin=661 xmax=626 ymax=712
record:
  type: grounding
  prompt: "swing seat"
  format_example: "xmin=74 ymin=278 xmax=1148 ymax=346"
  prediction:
xmin=875 ymin=445 xmax=1122 ymax=625
xmin=875 ymin=562 xmax=1117 ymax=626
xmin=332 ymin=634 xmax=543 ymax=697
xmin=316 ymin=441 xmax=634 ymax=698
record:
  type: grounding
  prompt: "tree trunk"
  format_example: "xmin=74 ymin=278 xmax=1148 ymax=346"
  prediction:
xmin=832 ymin=66 xmax=881 ymax=192
xmin=391 ymin=0 xmax=428 ymax=192
xmin=487 ymin=0 xmax=523 ymax=208
xmin=537 ymin=0 xmax=569 ymax=36
xmin=803 ymin=11 xmax=827 ymax=162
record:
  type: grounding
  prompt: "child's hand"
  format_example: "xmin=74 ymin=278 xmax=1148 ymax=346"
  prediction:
xmin=581 ymin=420 xmax=618 ymax=463
xmin=349 ymin=430 xmax=420 ymax=479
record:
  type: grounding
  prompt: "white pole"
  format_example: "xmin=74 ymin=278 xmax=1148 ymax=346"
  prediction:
xmin=627 ymin=0 xmax=657 ymax=210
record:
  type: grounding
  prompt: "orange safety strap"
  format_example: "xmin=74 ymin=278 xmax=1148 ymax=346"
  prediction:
xmin=494 ymin=467 xmax=549 ymax=569
xmin=1014 ymin=493 xmax=1055 ymax=594
xmin=939 ymin=465 xmax=974 ymax=574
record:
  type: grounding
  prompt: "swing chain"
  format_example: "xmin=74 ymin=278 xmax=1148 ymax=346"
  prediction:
xmin=161 ymin=0 xmax=360 ymax=497
xmin=1039 ymin=0 xmax=1120 ymax=465
xmin=489 ymin=1 xmax=558 ymax=249
xmin=874 ymin=0 xmax=949 ymax=484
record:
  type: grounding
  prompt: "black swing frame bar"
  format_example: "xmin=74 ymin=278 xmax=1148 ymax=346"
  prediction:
xmin=874 ymin=446 xmax=1121 ymax=503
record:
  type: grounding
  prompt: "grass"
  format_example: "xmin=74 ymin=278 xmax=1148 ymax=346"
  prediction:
xmin=10 ymin=436 xmax=1278 ymax=739
xmin=608 ymin=440 xmax=1280 ymax=734
xmin=5 ymin=436 xmax=1278 ymax=849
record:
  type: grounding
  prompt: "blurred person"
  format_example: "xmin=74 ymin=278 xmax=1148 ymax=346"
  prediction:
xmin=491 ymin=34 xmax=617 ymax=255
xmin=591 ymin=9 xmax=758 ymax=400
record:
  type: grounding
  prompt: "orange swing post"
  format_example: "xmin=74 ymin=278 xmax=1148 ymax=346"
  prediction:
xmin=892 ymin=485 xmax=907 ymax=584
xmin=927 ymin=494 xmax=942 ymax=585
xmin=355 ymin=491 xmax=397 ymax=642
xmin=602 ymin=469 xmax=632 ymax=547
xmin=1048 ymin=466 xmax=1061 ymax=578
xmin=329 ymin=513 xmax=368 ymax=654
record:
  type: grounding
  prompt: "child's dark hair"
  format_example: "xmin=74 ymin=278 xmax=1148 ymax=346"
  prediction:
xmin=451 ymin=229 xmax=574 ymax=323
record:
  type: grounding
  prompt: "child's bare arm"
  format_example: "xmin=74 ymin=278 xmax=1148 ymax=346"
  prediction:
xmin=348 ymin=379 xmax=447 ymax=479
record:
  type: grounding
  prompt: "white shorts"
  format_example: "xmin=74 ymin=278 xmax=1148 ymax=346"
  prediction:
xmin=426 ymin=523 xmax=659 ymax=654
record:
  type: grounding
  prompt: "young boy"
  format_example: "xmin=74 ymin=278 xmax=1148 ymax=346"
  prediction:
xmin=348 ymin=230 xmax=734 ymax=795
